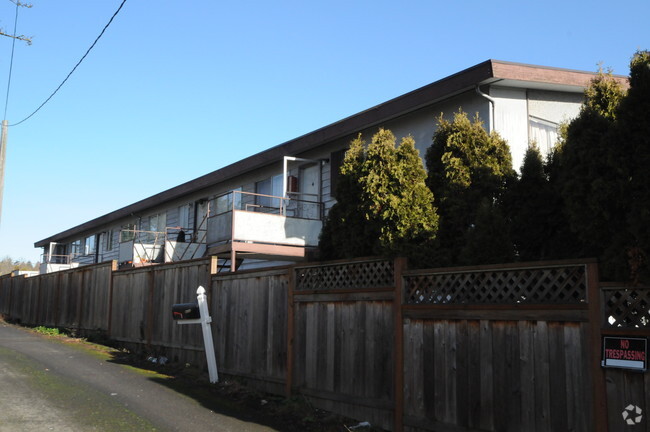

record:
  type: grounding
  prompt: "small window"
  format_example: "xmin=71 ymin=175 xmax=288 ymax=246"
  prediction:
xmin=149 ymin=213 xmax=167 ymax=233
xmin=84 ymin=236 xmax=96 ymax=255
xmin=256 ymin=174 xmax=283 ymax=209
xmin=70 ymin=239 xmax=82 ymax=256
xmin=105 ymin=230 xmax=113 ymax=251
xmin=178 ymin=205 xmax=190 ymax=230
xmin=215 ymin=188 xmax=242 ymax=214
xmin=120 ymin=223 xmax=136 ymax=242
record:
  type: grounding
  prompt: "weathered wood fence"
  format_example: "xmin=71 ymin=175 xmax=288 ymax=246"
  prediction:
xmin=0 ymin=261 xmax=115 ymax=331
xmin=1 ymin=256 xmax=648 ymax=432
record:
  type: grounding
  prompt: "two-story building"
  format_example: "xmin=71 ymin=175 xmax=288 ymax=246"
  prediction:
xmin=35 ymin=60 xmax=625 ymax=273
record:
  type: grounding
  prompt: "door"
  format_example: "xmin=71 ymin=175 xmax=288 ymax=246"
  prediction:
xmin=194 ymin=199 xmax=209 ymax=243
xmin=298 ymin=164 xmax=320 ymax=219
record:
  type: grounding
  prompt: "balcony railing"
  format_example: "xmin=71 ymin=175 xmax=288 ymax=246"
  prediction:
xmin=118 ymin=227 xmax=207 ymax=266
xmin=207 ymin=190 xmax=323 ymax=249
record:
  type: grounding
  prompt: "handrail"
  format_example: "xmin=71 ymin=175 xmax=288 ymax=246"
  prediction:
xmin=213 ymin=189 xmax=323 ymax=220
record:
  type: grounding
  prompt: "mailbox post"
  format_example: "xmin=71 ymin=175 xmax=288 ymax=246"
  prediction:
xmin=172 ymin=286 xmax=218 ymax=383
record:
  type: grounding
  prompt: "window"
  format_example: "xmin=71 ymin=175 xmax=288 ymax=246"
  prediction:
xmin=215 ymin=188 xmax=242 ymax=214
xmin=120 ymin=223 xmax=136 ymax=242
xmin=84 ymin=235 xmax=96 ymax=255
xmin=178 ymin=204 xmax=190 ymax=230
xmin=149 ymin=213 xmax=166 ymax=233
xmin=70 ymin=239 xmax=82 ymax=256
xmin=105 ymin=230 xmax=113 ymax=251
xmin=529 ymin=116 xmax=559 ymax=156
xmin=255 ymin=174 xmax=283 ymax=209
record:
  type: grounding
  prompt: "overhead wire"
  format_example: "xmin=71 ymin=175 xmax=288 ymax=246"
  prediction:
xmin=3 ymin=0 xmax=20 ymax=120
xmin=9 ymin=0 xmax=128 ymax=127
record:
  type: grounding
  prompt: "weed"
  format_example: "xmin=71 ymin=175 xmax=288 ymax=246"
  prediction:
xmin=33 ymin=326 xmax=61 ymax=336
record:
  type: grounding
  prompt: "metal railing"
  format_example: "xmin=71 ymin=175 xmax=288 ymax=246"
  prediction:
xmin=213 ymin=190 xmax=323 ymax=221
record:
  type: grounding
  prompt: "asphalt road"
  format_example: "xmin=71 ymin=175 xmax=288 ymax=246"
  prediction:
xmin=0 ymin=322 xmax=278 ymax=431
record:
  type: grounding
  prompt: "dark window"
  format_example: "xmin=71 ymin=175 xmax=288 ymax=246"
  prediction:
xmin=329 ymin=148 xmax=347 ymax=199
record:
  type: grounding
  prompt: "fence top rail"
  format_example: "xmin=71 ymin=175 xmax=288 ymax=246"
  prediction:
xmin=294 ymin=256 xmax=392 ymax=271
xmin=295 ymin=258 xmax=394 ymax=291
xmin=601 ymin=284 xmax=650 ymax=329
xmin=601 ymin=283 xmax=650 ymax=291
xmin=113 ymin=256 xmax=212 ymax=275
xmin=404 ymin=258 xmax=594 ymax=277
xmin=403 ymin=261 xmax=589 ymax=306
xmin=211 ymin=265 xmax=291 ymax=281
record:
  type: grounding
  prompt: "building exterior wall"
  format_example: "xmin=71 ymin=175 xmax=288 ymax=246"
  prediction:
xmin=527 ymin=89 xmax=583 ymax=124
xmin=491 ymin=86 xmax=530 ymax=170
xmin=38 ymin=76 xmax=589 ymax=271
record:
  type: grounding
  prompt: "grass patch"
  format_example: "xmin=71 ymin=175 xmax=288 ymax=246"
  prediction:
xmin=33 ymin=326 xmax=62 ymax=336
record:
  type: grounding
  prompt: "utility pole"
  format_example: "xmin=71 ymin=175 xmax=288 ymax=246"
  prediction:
xmin=0 ymin=120 xmax=7 ymax=226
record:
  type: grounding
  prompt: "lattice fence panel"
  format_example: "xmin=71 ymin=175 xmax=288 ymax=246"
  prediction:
xmin=404 ymin=265 xmax=587 ymax=305
xmin=602 ymin=287 xmax=650 ymax=328
xmin=295 ymin=260 xmax=394 ymax=291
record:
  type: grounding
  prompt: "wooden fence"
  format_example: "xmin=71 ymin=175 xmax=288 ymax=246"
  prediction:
xmin=600 ymin=283 xmax=650 ymax=432
xmin=0 ymin=261 xmax=115 ymax=331
xmin=399 ymin=261 xmax=600 ymax=432
xmin=110 ymin=257 xmax=215 ymax=366
xmin=289 ymin=259 xmax=398 ymax=428
xmin=1 ymin=256 xmax=649 ymax=431
xmin=212 ymin=267 xmax=289 ymax=395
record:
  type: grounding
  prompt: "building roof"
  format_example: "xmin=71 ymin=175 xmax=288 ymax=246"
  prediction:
xmin=34 ymin=59 xmax=627 ymax=248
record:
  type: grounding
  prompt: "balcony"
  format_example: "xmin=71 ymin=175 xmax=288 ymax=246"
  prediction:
xmin=118 ymin=227 xmax=207 ymax=268
xmin=206 ymin=190 xmax=323 ymax=266
xmin=39 ymin=253 xmax=80 ymax=274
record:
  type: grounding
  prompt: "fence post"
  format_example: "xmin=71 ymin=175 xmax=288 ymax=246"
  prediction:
xmin=76 ymin=270 xmax=85 ymax=332
xmin=7 ymin=274 xmax=12 ymax=318
xmin=146 ymin=267 xmax=155 ymax=347
xmin=586 ymin=261 xmax=608 ymax=431
xmin=393 ymin=257 xmax=407 ymax=432
xmin=53 ymin=271 xmax=62 ymax=327
xmin=286 ymin=264 xmax=296 ymax=397
xmin=107 ymin=260 xmax=117 ymax=338
xmin=210 ymin=255 xmax=219 ymax=275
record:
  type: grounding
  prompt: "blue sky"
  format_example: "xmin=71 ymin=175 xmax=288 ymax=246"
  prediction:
xmin=0 ymin=0 xmax=648 ymax=262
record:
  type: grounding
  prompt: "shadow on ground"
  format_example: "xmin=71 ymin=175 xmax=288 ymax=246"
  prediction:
xmin=103 ymin=348 xmax=369 ymax=432
xmin=7 ymin=320 xmax=380 ymax=432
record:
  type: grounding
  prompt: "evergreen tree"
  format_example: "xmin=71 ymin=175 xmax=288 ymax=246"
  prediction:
xmin=542 ymin=140 xmax=582 ymax=260
xmin=319 ymin=129 xmax=438 ymax=265
xmin=558 ymin=67 xmax=629 ymax=280
xmin=503 ymin=142 xmax=580 ymax=262
xmin=507 ymin=145 xmax=551 ymax=261
xmin=425 ymin=111 xmax=515 ymax=266
xmin=618 ymin=50 xmax=650 ymax=283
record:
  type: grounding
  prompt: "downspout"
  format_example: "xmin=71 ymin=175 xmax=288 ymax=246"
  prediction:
xmin=475 ymin=85 xmax=495 ymax=133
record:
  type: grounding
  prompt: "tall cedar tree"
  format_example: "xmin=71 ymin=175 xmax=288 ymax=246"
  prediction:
xmin=319 ymin=129 xmax=438 ymax=265
xmin=618 ymin=51 xmax=650 ymax=282
xmin=507 ymin=146 xmax=552 ymax=261
xmin=558 ymin=67 xmax=629 ymax=280
xmin=425 ymin=111 xmax=515 ymax=266
xmin=542 ymin=141 xmax=583 ymax=260
xmin=505 ymin=145 xmax=579 ymax=261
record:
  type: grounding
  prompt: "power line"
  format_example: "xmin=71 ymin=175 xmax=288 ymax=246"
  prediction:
xmin=3 ymin=0 xmax=20 ymax=120
xmin=9 ymin=0 xmax=128 ymax=127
